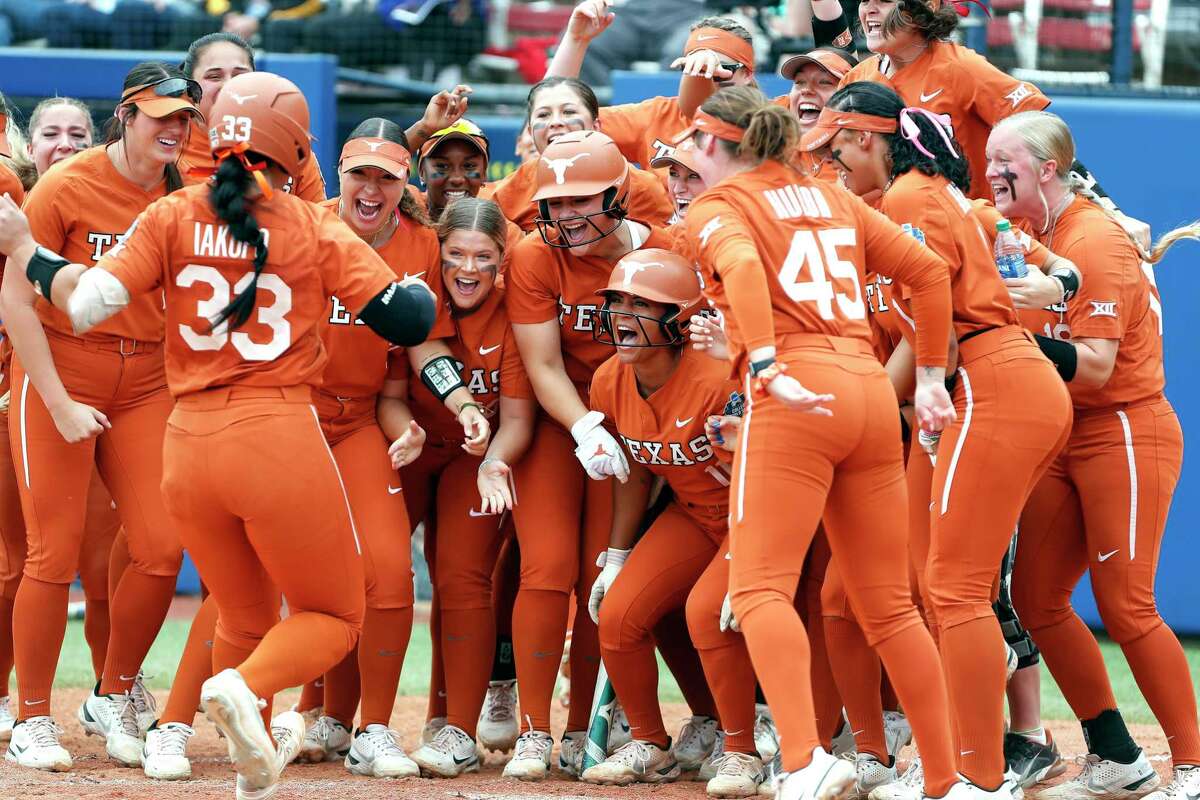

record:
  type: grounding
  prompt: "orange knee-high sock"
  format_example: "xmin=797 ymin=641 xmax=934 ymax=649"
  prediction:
xmin=937 ymin=616 xmax=1008 ymax=788
xmin=427 ymin=592 xmax=447 ymax=722
xmin=441 ymin=606 xmax=495 ymax=737
xmin=1028 ymin=614 xmax=1118 ymax=720
xmin=322 ymin=648 xmax=361 ymax=727
xmin=695 ymin=640 xmax=758 ymax=754
xmin=654 ymin=611 xmax=717 ymax=719
xmin=1121 ymin=624 xmax=1200 ymax=764
xmin=83 ymin=596 xmax=111 ymax=682
xmin=160 ymin=595 xmax=218 ymax=726
xmin=13 ymin=577 xmax=70 ymax=720
xmin=603 ymin=640 xmax=670 ymax=749
xmin=0 ymin=595 xmax=15 ymax=697
xmin=880 ymin=672 xmax=899 ymax=713
xmin=358 ymin=606 xmax=413 ymax=728
xmin=99 ymin=572 xmax=175 ymax=695
xmin=805 ymin=591 xmax=843 ymax=747
xmin=513 ymin=588 xmax=570 ymax=732
xmin=825 ymin=615 xmax=888 ymax=761
xmin=297 ymin=679 xmax=324 ymax=714
xmin=875 ymin=624 xmax=957 ymax=796
xmin=565 ymin=600 xmax=602 ymax=732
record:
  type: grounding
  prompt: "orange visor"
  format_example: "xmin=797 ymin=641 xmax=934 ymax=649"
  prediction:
xmin=799 ymin=108 xmax=898 ymax=152
xmin=684 ymin=27 xmax=754 ymax=69
xmin=340 ymin=137 xmax=412 ymax=179
xmin=671 ymin=109 xmax=746 ymax=145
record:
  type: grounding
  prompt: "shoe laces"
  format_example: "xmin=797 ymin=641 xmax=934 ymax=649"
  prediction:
xmin=428 ymin=724 xmax=474 ymax=755
xmin=900 ymin=757 xmax=924 ymax=787
xmin=114 ymin=695 xmax=140 ymax=737
xmin=360 ymin=726 xmax=404 ymax=755
xmin=607 ymin=739 xmax=661 ymax=769
xmin=130 ymin=672 xmax=156 ymax=716
xmin=307 ymin=715 xmax=338 ymax=744
xmin=512 ymin=730 xmax=552 ymax=760
xmin=677 ymin=716 xmax=715 ymax=751
xmin=713 ymin=750 xmax=760 ymax=777
xmin=25 ymin=717 xmax=65 ymax=747
xmin=153 ymin=724 xmax=194 ymax=756
xmin=1165 ymin=765 xmax=1200 ymax=795
xmin=484 ymin=682 xmax=517 ymax=722
xmin=272 ymin=722 xmax=301 ymax=751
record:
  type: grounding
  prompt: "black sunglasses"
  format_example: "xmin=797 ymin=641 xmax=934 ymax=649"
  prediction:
xmin=719 ymin=62 xmax=745 ymax=75
xmin=122 ymin=77 xmax=203 ymax=106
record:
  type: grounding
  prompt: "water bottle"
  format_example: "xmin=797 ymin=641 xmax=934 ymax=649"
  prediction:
xmin=994 ymin=219 xmax=1028 ymax=279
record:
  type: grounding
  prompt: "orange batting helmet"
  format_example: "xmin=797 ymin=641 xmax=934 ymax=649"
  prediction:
xmin=532 ymin=130 xmax=631 ymax=249
xmin=207 ymin=72 xmax=312 ymax=187
xmin=594 ymin=248 xmax=705 ymax=347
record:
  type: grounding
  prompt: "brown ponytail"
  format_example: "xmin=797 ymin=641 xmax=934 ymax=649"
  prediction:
xmin=698 ymin=86 xmax=800 ymax=164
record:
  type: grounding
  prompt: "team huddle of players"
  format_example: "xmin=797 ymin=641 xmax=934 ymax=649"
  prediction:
xmin=0 ymin=1 xmax=1197 ymax=800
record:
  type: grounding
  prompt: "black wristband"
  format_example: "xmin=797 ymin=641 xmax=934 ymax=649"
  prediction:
xmin=26 ymin=246 xmax=70 ymax=299
xmin=1049 ymin=269 xmax=1079 ymax=303
xmin=898 ymin=409 xmax=911 ymax=442
xmin=812 ymin=14 xmax=853 ymax=49
xmin=749 ymin=357 xmax=776 ymax=376
xmin=421 ymin=355 xmax=465 ymax=402
xmin=1034 ymin=334 xmax=1078 ymax=382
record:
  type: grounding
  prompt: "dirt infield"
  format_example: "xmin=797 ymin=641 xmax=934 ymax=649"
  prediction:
xmin=0 ymin=688 xmax=1174 ymax=800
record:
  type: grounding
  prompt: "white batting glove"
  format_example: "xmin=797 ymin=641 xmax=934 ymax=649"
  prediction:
xmin=719 ymin=592 xmax=740 ymax=633
xmin=571 ymin=411 xmax=630 ymax=483
xmin=587 ymin=547 xmax=630 ymax=624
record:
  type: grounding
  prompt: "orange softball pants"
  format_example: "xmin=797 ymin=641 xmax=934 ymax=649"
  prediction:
xmin=925 ymin=327 xmax=1072 ymax=787
xmin=1013 ymin=397 xmax=1200 ymax=765
xmin=9 ymin=332 xmax=180 ymax=717
xmin=507 ymin=417 xmax=613 ymax=734
xmin=727 ymin=337 xmax=956 ymax=796
xmin=161 ymin=386 xmax=364 ymax=702
xmin=401 ymin=435 xmax=507 ymax=737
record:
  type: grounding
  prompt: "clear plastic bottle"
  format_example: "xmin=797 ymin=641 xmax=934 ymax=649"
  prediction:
xmin=994 ymin=219 xmax=1028 ymax=279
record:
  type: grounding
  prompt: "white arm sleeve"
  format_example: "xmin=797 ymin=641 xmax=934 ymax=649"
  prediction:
xmin=68 ymin=268 xmax=131 ymax=335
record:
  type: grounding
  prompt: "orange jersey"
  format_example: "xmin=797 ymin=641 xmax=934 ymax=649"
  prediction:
xmin=505 ymin=224 xmax=675 ymax=394
xmin=179 ymin=119 xmax=327 ymax=203
xmin=316 ymin=198 xmax=451 ymax=400
xmin=23 ymin=146 xmax=189 ymax=343
xmin=600 ymin=95 xmax=689 ymax=169
xmin=880 ymin=171 xmax=1018 ymax=341
xmin=589 ymin=346 xmax=738 ymax=516
xmin=683 ymin=159 xmax=953 ymax=371
xmin=95 ymin=184 xmax=395 ymax=398
xmin=864 ymin=272 xmax=910 ymax=366
xmin=483 ymin=159 xmax=675 ymax=233
xmin=1031 ymin=196 xmax=1164 ymax=411
xmin=841 ymin=41 xmax=1050 ymax=200
xmin=407 ymin=286 xmax=534 ymax=440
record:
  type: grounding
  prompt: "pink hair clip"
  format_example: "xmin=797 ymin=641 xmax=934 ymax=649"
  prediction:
xmin=899 ymin=107 xmax=959 ymax=160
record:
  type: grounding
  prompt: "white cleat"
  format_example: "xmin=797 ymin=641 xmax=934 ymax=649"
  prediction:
xmin=411 ymin=723 xmax=481 ymax=778
xmin=130 ymin=672 xmax=158 ymax=734
xmin=78 ymin=687 xmax=124 ymax=737
xmin=935 ymin=780 xmax=1022 ymax=800
xmin=200 ymin=669 xmax=278 ymax=800
xmin=883 ymin=711 xmax=912 ymax=758
xmin=850 ymin=753 xmax=897 ymax=799
xmin=708 ymin=751 xmax=767 ymax=798
xmin=0 ymin=696 xmax=14 ymax=742
xmin=870 ymin=757 xmax=923 ymax=800
xmin=777 ymin=747 xmax=857 ymax=800
xmin=143 ymin=722 xmax=194 ymax=780
xmin=270 ymin=711 xmax=305 ymax=767
xmin=699 ymin=731 xmax=728 ymax=782
xmin=558 ymin=730 xmax=585 ymax=777
xmin=106 ymin=695 xmax=145 ymax=766
xmin=675 ymin=716 xmax=720 ymax=771
xmin=609 ymin=703 xmax=633 ymax=753
xmin=760 ymin=749 xmax=784 ymax=797
xmin=297 ymin=715 xmax=351 ymax=763
xmin=756 ymin=704 xmax=780 ymax=762
xmin=582 ymin=739 xmax=682 ymax=785
xmin=421 ymin=716 xmax=447 ymax=745
xmin=344 ymin=724 xmax=419 ymax=778
xmin=503 ymin=730 xmax=554 ymax=781
xmin=1039 ymin=753 xmax=1161 ymax=800
xmin=478 ymin=680 xmax=520 ymax=753
xmin=5 ymin=716 xmax=72 ymax=772
xmin=1142 ymin=766 xmax=1200 ymax=800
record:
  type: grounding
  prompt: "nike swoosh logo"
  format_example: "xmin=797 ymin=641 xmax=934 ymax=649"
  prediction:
xmin=402 ymin=272 xmax=426 ymax=281
xmin=960 ymin=750 xmax=974 ymax=756
xmin=119 ymin=674 xmax=139 ymax=681
xmin=697 ymin=34 xmax=719 ymax=40
xmin=920 ymin=89 xmax=944 ymax=102
xmin=23 ymin=699 xmax=46 ymax=706
xmin=453 ymin=753 xmax=477 ymax=765
xmin=675 ymin=417 xmax=694 ymax=428
xmin=377 ymin=649 xmax=404 ymax=657
xmin=387 ymin=485 xmax=403 ymax=495
xmin=469 ymin=509 xmax=498 ymax=517
xmin=479 ymin=344 xmax=501 ymax=356
xmin=1098 ymin=549 xmax=1119 ymax=561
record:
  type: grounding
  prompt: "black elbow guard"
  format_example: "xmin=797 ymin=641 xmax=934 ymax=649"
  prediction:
xmin=1049 ymin=269 xmax=1079 ymax=303
xmin=1034 ymin=334 xmax=1078 ymax=382
xmin=358 ymin=283 xmax=436 ymax=347
xmin=26 ymin=246 xmax=70 ymax=299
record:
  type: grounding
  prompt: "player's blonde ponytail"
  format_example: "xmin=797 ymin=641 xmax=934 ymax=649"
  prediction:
xmin=699 ymin=86 xmax=799 ymax=165
xmin=1144 ymin=221 xmax=1200 ymax=265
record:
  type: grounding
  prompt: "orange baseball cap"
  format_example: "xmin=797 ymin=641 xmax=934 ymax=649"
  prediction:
xmin=779 ymin=47 xmax=855 ymax=81
xmin=650 ymin=138 xmax=702 ymax=174
xmin=340 ymin=136 xmax=412 ymax=179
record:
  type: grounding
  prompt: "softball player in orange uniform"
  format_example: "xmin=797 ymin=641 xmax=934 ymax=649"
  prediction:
xmin=803 ymin=81 xmax=1073 ymax=795
xmin=485 ymin=78 xmax=674 ymax=232
xmin=988 ymin=110 xmax=1200 ymax=800
xmin=0 ymin=62 xmax=202 ymax=772
xmin=582 ymin=249 xmax=770 ymax=798
xmin=0 ymin=71 xmax=439 ymax=799
xmin=681 ymin=85 xmax=965 ymax=800
xmin=400 ymin=197 xmax=538 ymax=778
xmin=504 ymin=129 xmax=680 ymax=780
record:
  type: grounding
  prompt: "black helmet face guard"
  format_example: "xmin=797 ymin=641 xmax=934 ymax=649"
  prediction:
xmin=534 ymin=187 xmax=627 ymax=249
xmin=594 ymin=300 xmax=688 ymax=348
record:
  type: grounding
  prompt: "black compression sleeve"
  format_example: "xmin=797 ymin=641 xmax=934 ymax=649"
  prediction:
xmin=813 ymin=12 xmax=854 ymax=49
xmin=357 ymin=283 xmax=436 ymax=347
xmin=1034 ymin=334 xmax=1078 ymax=382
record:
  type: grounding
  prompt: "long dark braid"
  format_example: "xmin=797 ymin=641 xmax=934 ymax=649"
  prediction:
xmin=207 ymin=156 xmax=269 ymax=332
